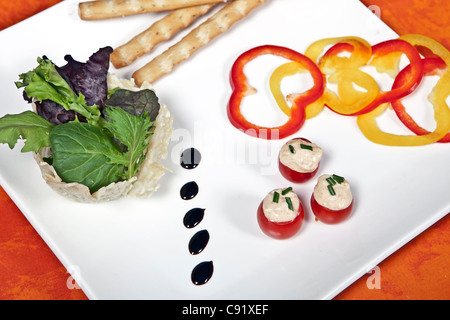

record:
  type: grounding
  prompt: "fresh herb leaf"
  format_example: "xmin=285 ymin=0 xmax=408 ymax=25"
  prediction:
xmin=273 ymin=191 xmax=280 ymax=203
xmin=327 ymin=184 xmax=336 ymax=196
xmin=50 ymin=122 xmax=125 ymax=193
xmin=103 ymin=107 xmax=154 ymax=179
xmin=0 ymin=111 xmax=55 ymax=153
xmin=332 ymin=174 xmax=345 ymax=184
xmin=326 ymin=177 xmax=336 ymax=185
xmin=285 ymin=197 xmax=294 ymax=211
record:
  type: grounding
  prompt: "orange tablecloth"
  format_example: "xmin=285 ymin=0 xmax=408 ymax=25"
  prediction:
xmin=0 ymin=0 xmax=449 ymax=300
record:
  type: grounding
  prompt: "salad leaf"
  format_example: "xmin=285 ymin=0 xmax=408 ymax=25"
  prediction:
xmin=16 ymin=57 xmax=101 ymax=124
xmin=55 ymin=47 xmax=112 ymax=110
xmin=104 ymin=88 xmax=160 ymax=121
xmin=50 ymin=122 xmax=125 ymax=193
xmin=0 ymin=111 xmax=55 ymax=152
xmin=103 ymin=107 xmax=154 ymax=179
xmin=35 ymin=100 xmax=77 ymax=125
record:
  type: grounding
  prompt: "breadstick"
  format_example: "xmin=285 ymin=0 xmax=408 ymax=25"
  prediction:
xmin=132 ymin=0 xmax=267 ymax=85
xmin=111 ymin=4 xmax=216 ymax=69
xmin=79 ymin=0 xmax=227 ymax=20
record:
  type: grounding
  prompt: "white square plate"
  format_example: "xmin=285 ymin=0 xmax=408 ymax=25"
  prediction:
xmin=0 ymin=0 xmax=449 ymax=299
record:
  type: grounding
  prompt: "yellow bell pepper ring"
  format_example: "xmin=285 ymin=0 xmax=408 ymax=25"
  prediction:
xmin=309 ymin=37 xmax=380 ymax=115
xmin=357 ymin=34 xmax=450 ymax=146
xmin=269 ymin=61 xmax=325 ymax=119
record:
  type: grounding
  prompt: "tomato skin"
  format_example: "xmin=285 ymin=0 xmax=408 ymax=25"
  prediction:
xmin=310 ymin=194 xmax=354 ymax=224
xmin=257 ymin=201 xmax=304 ymax=239
xmin=278 ymin=158 xmax=319 ymax=183
xmin=278 ymin=137 xmax=320 ymax=183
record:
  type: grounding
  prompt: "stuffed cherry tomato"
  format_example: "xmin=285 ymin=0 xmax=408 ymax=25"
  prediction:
xmin=257 ymin=187 xmax=304 ymax=239
xmin=310 ymin=174 xmax=354 ymax=224
xmin=278 ymin=138 xmax=322 ymax=183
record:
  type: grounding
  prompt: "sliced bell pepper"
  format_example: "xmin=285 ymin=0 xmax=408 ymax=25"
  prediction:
xmin=317 ymin=39 xmax=379 ymax=115
xmin=270 ymin=37 xmax=375 ymax=118
xmin=227 ymin=45 xmax=324 ymax=140
xmin=391 ymin=56 xmax=449 ymax=143
xmin=369 ymin=51 xmax=403 ymax=78
xmin=269 ymin=61 xmax=325 ymax=119
xmin=352 ymin=39 xmax=424 ymax=116
xmin=302 ymin=36 xmax=378 ymax=115
xmin=304 ymin=36 xmax=372 ymax=68
xmin=304 ymin=38 xmax=424 ymax=116
xmin=357 ymin=35 xmax=450 ymax=146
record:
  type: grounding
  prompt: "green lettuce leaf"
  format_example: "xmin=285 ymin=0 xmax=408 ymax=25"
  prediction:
xmin=0 ymin=111 xmax=55 ymax=153
xmin=50 ymin=122 xmax=126 ymax=193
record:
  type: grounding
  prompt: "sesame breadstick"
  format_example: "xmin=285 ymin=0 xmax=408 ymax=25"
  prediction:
xmin=132 ymin=0 xmax=267 ymax=85
xmin=111 ymin=4 xmax=216 ymax=68
xmin=79 ymin=0 xmax=227 ymax=20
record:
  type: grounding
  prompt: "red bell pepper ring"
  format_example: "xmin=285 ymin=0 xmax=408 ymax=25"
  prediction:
xmin=323 ymin=42 xmax=355 ymax=57
xmin=227 ymin=45 xmax=324 ymax=140
xmin=391 ymin=56 xmax=450 ymax=142
xmin=347 ymin=39 xmax=424 ymax=116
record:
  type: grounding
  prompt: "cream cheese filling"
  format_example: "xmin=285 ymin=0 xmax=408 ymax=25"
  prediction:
xmin=262 ymin=188 xmax=300 ymax=222
xmin=279 ymin=138 xmax=322 ymax=173
xmin=313 ymin=174 xmax=352 ymax=210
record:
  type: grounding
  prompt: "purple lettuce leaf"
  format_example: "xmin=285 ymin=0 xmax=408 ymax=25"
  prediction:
xmin=56 ymin=46 xmax=113 ymax=110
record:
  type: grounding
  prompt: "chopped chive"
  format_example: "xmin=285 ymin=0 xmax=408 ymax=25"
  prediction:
xmin=273 ymin=191 xmax=280 ymax=203
xmin=282 ymin=187 xmax=293 ymax=195
xmin=285 ymin=197 xmax=294 ymax=211
xmin=288 ymin=145 xmax=295 ymax=154
xmin=300 ymin=144 xmax=313 ymax=151
xmin=326 ymin=177 xmax=336 ymax=185
xmin=327 ymin=184 xmax=336 ymax=196
xmin=332 ymin=174 xmax=345 ymax=184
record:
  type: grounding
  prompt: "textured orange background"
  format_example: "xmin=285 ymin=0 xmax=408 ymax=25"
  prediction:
xmin=0 ymin=0 xmax=449 ymax=300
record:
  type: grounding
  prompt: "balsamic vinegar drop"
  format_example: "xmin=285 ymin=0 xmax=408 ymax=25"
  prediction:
xmin=183 ymin=208 xmax=205 ymax=229
xmin=180 ymin=181 xmax=199 ymax=200
xmin=188 ymin=230 xmax=210 ymax=255
xmin=191 ymin=261 xmax=214 ymax=286
xmin=180 ymin=148 xmax=202 ymax=170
